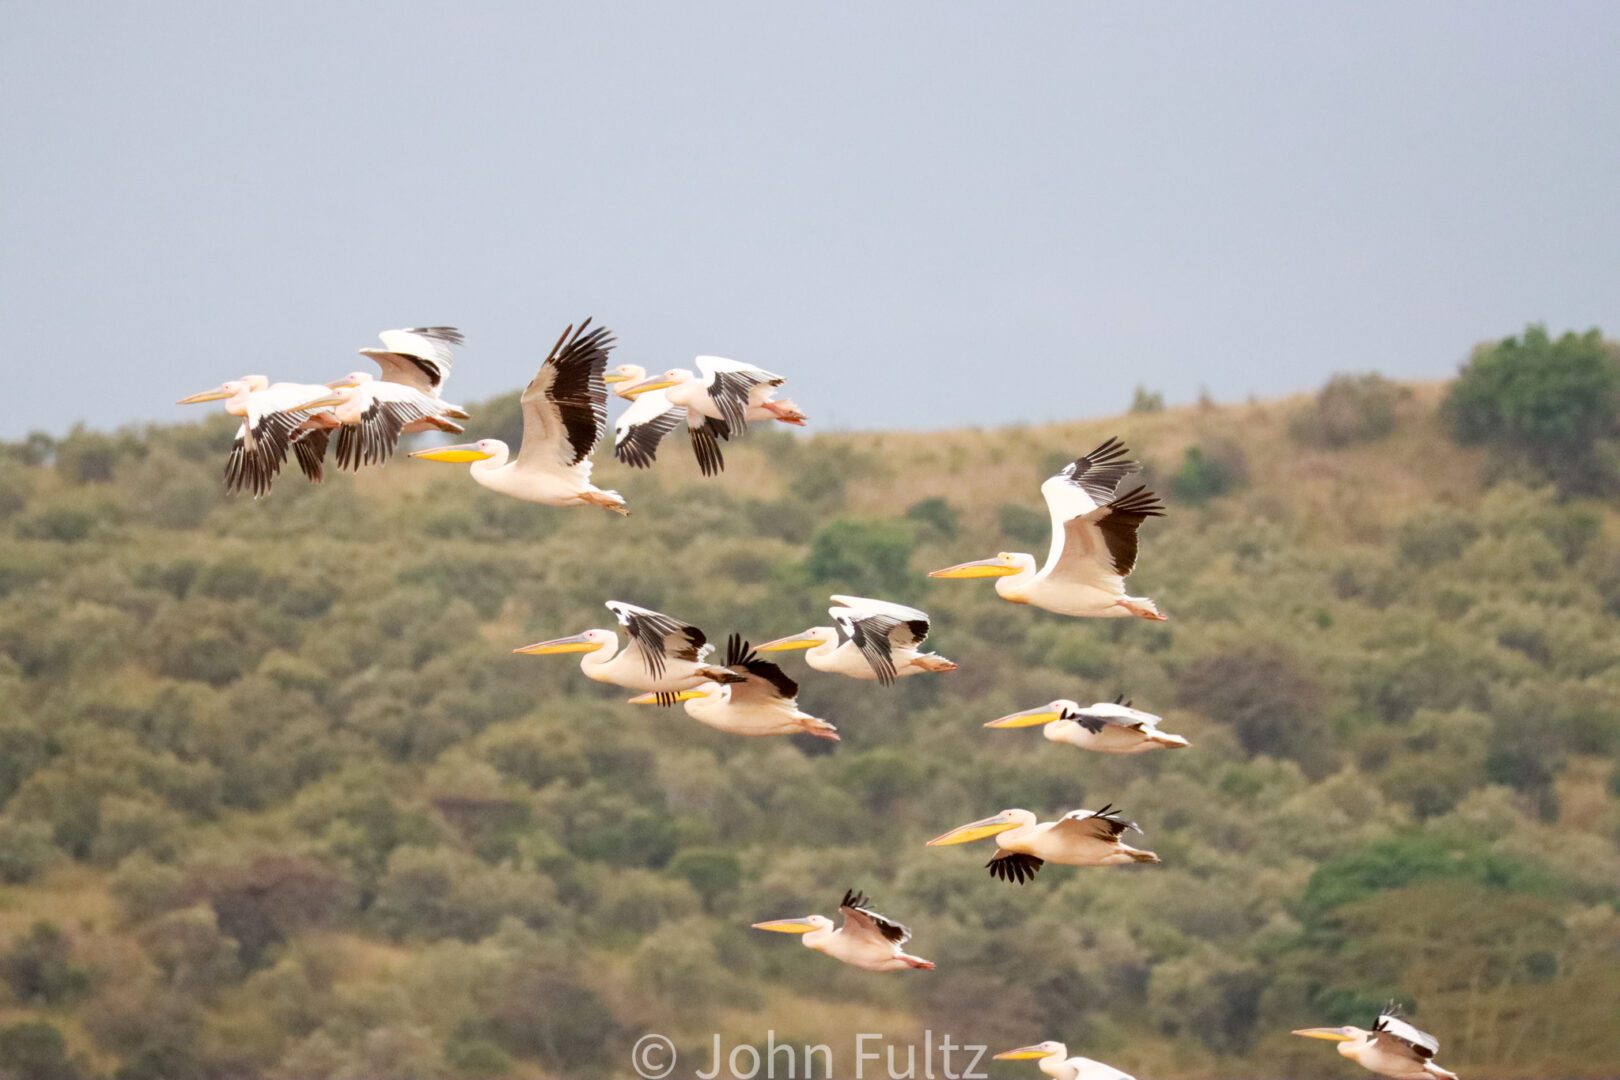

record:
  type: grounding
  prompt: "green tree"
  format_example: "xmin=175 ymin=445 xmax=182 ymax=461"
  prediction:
xmin=1444 ymin=325 xmax=1620 ymax=492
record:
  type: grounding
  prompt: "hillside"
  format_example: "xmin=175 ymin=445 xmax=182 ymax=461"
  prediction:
xmin=0 ymin=378 xmax=1617 ymax=1080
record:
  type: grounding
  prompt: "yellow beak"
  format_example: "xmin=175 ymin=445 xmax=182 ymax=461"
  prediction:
xmin=985 ymin=706 xmax=1062 ymax=729
xmin=621 ymin=377 xmax=676 ymax=398
xmin=603 ymin=373 xmax=632 ymax=384
xmin=1292 ymin=1028 xmax=1355 ymax=1043
xmin=176 ymin=385 xmax=232 ymax=404
xmin=929 ymin=558 xmax=1021 ymax=579
xmin=751 ymin=919 xmax=818 ymax=934
xmin=756 ymin=634 xmax=821 ymax=653
xmin=994 ymin=1047 xmax=1055 ymax=1061
xmin=627 ymin=689 xmax=706 ymax=704
xmin=326 ymin=377 xmax=361 ymax=389
xmin=512 ymin=633 xmax=602 ymax=656
xmin=926 ymin=814 xmax=1018 ymax=847
xmin=297 ymin=394 xmax=344 ymax=410
xmin=409 ymin=443 xmax=494 ymax=463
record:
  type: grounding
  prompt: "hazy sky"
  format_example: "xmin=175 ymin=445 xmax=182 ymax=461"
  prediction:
xmin=3 ymin=2 xmax=1618 ymax=437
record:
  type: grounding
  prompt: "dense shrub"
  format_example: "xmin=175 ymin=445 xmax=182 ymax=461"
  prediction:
xmin=1170 ymin=442 xmax=1247 ymax=504
xmin=1290 ymin=373 xmax=1408 ymax=447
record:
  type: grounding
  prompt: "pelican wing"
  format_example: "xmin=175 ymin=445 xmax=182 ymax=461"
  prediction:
xmin=1044 ymin=485 xmax=1166 ymax=593
xmin=515 ymin=320 xmax=615 ymax=472
xmin=687 ymin=414 xmax=730 ymax=477
xmin=1054 ymin=804 xmax=1141 ymax=841
xmin=606 ymin=601 xmax=707 ymax=678
xmin=721 ymin=634 xmax=799 ymax=703
xmin=829 ymin=595 xmax=930 ymax=686
xmin=224 ymin=383 xmax=328 ymax=497
xmin=1373 ymin=1015 xmax=1439 ymax=1060
xmin=986 ymin=850 xmax=1045 ymax=884
xmin=332 ymin=384 xmax=451 ymax=471
xmin=696 ymin=355 xmax=782 ymax=435
xmin=613 ymin=390 xmax=686 ymax=469
xmin=366 ymin=326 xmax=464 ymax=393
xmin=1039 ymin=438 xmax=1141 ymax=567
xmin=1071 ymin=696 xmax=1158 ymax=734
xmin=838 ymin=890 xmax=910 ymax=946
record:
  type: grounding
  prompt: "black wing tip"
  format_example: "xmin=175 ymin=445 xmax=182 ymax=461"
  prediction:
xmin=407 ymin=326 xmax=466 ymax=347
xmin=1107 ymin=484 xmax=1167 ymax=518
xmin=986 ymin=852 xmax=1043 ymax=885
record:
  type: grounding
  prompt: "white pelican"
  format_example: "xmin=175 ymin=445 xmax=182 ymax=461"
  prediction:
xmin=929 ymin=438 xmax=1167 ymax=620
xmin=1293 ymin=1010 xmax=1458 ymax=1080
xmin=512 ymin=601 xmax=743 ymax=701
xmin=630 ymin=635 xmax=839 ymax=740
xmin=605 ymin=363 xmax=723 ymax=474
xmin=408 ymin=319 xmax=628 ymax=514
xmin=753 ymin=890 xmax=933 ymax=972
xmin=618 ymin=356 xmax=806 ymax=476
xmin=994 ymin=1043 xmax=1136 ymax=1080
xmin=926 ymin=804 xmax=1159 ymax=884
xmin=297 ymin=372 xmax=469 ymax=470
xmin=985 ymin=695 xmax=1189 ymax=753
xmin=357 ymin=326 xmax=463 ymax=397
xmin=177 ymin=376 xmax=334 ymax=497
xmin=756 ymin=595 xmax=956 ymax=686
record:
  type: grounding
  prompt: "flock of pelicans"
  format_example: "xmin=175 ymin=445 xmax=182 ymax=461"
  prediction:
xmin=177 ymin=322 xmax=1458 ymax=1080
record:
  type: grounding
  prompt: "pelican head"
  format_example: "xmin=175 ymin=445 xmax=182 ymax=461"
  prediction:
xmin=756 ymin=626 xmax=837 ymax=653
xmin=626 ymin=686 xmax=715 ymax=705
xmin=751 ymin=914 xmax=834 ymax=935
xmin=325 ymin=370 xmax=375 ymax=390
xmin=603 ymin=363 xmax=647 ymax=391
xmin=995 ymin=1042 xmax=1067 ymax=1062
xmin=512 ymin=628 xmax=614 ymax=656
xmin=620 ymin=368 xmax=695 ymax=398
xmin=984 ymin=700 xmax=1080 ymax=729
xmin=929 ymin=551 xmax=1035 ymax=580
xmin=409 ymin=438 xmax=506 ymax=464
xmin=926 ymin=808 xmax=1036 ymax=846
xmin=294 ymin=384 xmax=359 ymax=412
xmin=177 ymin=376 xmax=259 ymax=405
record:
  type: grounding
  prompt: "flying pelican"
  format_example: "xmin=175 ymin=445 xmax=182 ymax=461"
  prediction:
xmin=985 ymin=695 xmax=1189 ymax=753
xmin=994 ymin=1044 xmax=1136 ymax=1080
xmin=408 ymin=319 xmax=628 ymax=514
xmin=756 ymin=596 xmax=956 ymax=686
xmin=605 ymin=362 xmax=725 ymax=474
xmin=297 ymin=372 xmax=469 ymax=470
xmin=752 ymin=890 xmax=933 ymax=972
xmin=177 ymin=376 xmax=334 ymax=497
xmin=630 ymin=635 xmax=839 ymax=740
xmin=618 ymin=356 xmax=806 ymax=476
xmin=513 ymin=601 xmax=743 ymax=701
xmin=357 ymin=326 xmax=464 ymax=397
xmin=929 ymin=437 xmax=1167 ymax=620
xmin=926 ymin=804 xmax=1159 ymax=884
xmin=1294 ymin=1010 xmax=1458 ymax=1080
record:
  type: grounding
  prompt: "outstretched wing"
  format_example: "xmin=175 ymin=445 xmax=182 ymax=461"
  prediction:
xmin=1373 ymin=1014 xmax=1439 ymax=1060
xmin=614 ymin=389 xmax=686 ymax=469
xmin=986 ymin=851 xmax=1044 ymax=885
xmin=1054 ymin=804 xmax=1141 ymax=841
xmin=838 ymin=889 xmax=911 ymax=945
xmin=1044 ymin=484 xmax=1166 ymax=595
xmin=828 ymin=595 xmax=931 ymax=687
xmin=696 ymin=355 xmax=782 ymax=436
xmin=1070 ymin=696 xmax=1158 ymax=734
xmin=366 ymin=326 xmax=464 ymax=393
xmin=606 ymin=601 xmax=706 ymax=678
xmin=516 ymin=320 xmax=615 ymax=472
xmin=721 ymin=634 xmax=799 ymax=703
xmin=688 ymin=414 xmax=730 ymax=477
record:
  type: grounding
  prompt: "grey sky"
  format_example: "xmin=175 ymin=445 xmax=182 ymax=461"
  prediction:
xmin=3 ymin=2 xmax=1617 ymax=438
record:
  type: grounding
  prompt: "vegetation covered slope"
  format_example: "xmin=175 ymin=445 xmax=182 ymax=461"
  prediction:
xmin=0 ymin=359 xmax=1617 ymax=1079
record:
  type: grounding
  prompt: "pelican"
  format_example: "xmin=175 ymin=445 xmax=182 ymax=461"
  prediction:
xmin=630 ymin=635 xmax=839 ymax=740
xmin=177 ymin=376 xmax=334 ymax=497
xmin=752 ymin=890 xmax=933 ymax=972
xmin=929 ymin=437 xmax=1167 ymax=620
xmin=985 ymin=695 xmax=1189 ymax=753
xmin=994 ymin=1044 xmax=1136 ymax=1080
xmin=513 ymin=601 xmax=743 ymax=701
xmin=926 ymin=804 xmax=1159 ymax=884
xmin=297 ymin=372 xmax=469 ymax=470
xmin=605 ymin=363 xmax=725 ymax=474
xmin=1293 ymin=1010 xmax=1458 ymax=1080
xmin=408 ymin=319 xmax=628 ymax=514
xmin=756 ymin=595 xmax=956 ymax=686
xmin=357 ymin=326 xmax=463 ymax=397
xmin=618 ymin=356 xmax=806 ymax=476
